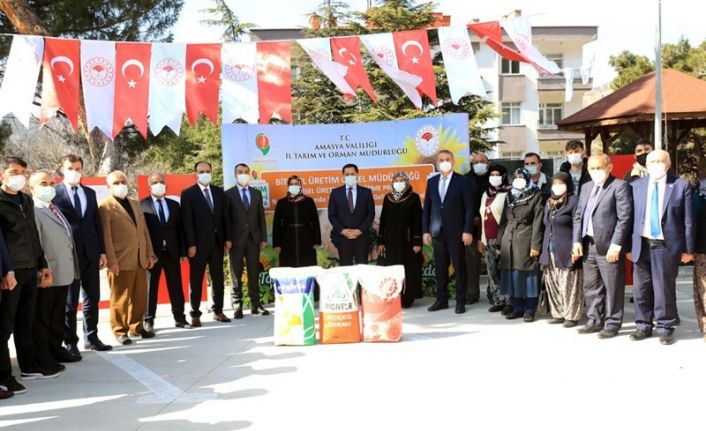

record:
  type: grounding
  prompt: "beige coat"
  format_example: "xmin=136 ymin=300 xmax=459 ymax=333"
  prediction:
xmin=98 ymin=196 xmax=154 ymax=271
xmin=34 ymin=204 xmax=79 ymax=286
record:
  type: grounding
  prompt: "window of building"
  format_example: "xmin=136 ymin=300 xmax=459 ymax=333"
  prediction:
xmin=501 ymin=58 xmax=521 ymax=74
xmin=501 ymin=102 xmax=521 ymax=125
xmin=538 ymin=103 xmax=563 ymax=128
xmin=545 ymin=54 xmax=564 ymax=70
xmin=502 ymin=151 xmax=523 ymax=159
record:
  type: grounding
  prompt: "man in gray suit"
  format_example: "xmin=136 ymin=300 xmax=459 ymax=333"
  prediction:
xmin=572 ymin=154 xmax=633 ymax=338
xmin=30 ymin=171 xmax=79 ymax=371
xmin=225 ymin=163 xmax=268 ymax=319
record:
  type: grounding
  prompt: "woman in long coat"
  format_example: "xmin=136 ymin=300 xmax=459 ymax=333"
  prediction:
xmin=377 ymin=172 xmax=423 ymax=308
xmin=273 ymin=175 xmax=321 ymax=267
xmin=498 ymin=168 xmax=544 ymax=322
xmin=539 ymin=172 xmax=584 ymax=327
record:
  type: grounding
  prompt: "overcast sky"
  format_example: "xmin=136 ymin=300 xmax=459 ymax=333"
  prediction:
xmin=173 ymin=0 xmax=706 ymax=86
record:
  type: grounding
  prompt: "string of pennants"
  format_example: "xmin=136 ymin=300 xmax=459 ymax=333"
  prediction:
xmin=0 ymin=17 xmax=569 ymax=140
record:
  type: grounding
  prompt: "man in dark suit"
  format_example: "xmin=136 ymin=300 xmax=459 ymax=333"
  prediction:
xmin=328 ymin=163 xmax=375 ymax=266
xmin=180 ymin=161 xmax=231 ymax=327
xmin=225 ymin=163 xmax=269 ymax=319
xmin=53 ymin=154 xmax=111 ymax=356
xmin=628 ymin=149 xmax=694 ymax=345
xmin=572 ymin=154 xmax=633 ymax=338
xmin=464 ymin=152 xmax=490 ymax=305
xmin=423 ymin=150 xmax=474 ymax=314
xmin=559 ymin=139 xmax=591 ymax=195
xmin=141 ymin=173 xmax=189 ymax=331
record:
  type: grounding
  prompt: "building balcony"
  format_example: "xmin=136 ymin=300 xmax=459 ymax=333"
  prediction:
xmin=538 ymin=75 xmax=593 ymax=92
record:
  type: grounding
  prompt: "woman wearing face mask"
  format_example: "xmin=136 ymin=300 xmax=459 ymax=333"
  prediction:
xmin=480 ymin=164 xmax=512 ymax=314
xmin=539 ymin=172 xmax=584 ymax=327
xmin=498 ymin=168 xmax=544 ymax=322
xmin=272 ymin=175 xmax=321 ymax=268
xmin=377 ymin=172 xmax=423 ymax=308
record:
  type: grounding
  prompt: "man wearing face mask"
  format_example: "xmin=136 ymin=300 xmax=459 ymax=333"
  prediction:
xmin=29 ymin=171 xmax=79 ymax=374
xmin=225 ymin=163 xmax=269 ymax=319
xmin=328 ymin=163 xmax=375 ymax=266
xmin=464 ymin=152 xmax=491 ymax=305
xmin=623 ymin=140 xmax=653 ymax=183
xmin=180 ymin=161 xmax=230 ymax=326
xmin=423 ymin=150 xmax=475 ymax=314
xmin=572 ymin=154 xmax=633 ymax=339
xmin=99 ymin=171 xmax=156 ymax=345
xmin=560 ymin=140 xmax=591 ymax=195
xmin=140 ymin=174 xmax=189 ymax=331
xmin=0 ymin=157 xmax=53 ymax=393
xmin=53 ymin=154 xmax=111 ymax=356
xmin=628 ymin=150 xmax=694 ymax=345
xmin=523 ymin=152 xmax=552 ymax=204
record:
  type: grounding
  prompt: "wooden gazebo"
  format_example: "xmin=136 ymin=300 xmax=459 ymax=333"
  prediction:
xmin=556 ymin=69 xmax=706 ymax=154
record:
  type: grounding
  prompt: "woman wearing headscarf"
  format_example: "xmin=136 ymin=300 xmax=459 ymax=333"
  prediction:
xmin=539 ymin=172 xmax=584 ymax=327
xmin=273 ymin=175 xmax=321 ymax=267
xmin=480 ymin=164 xmax=512 ymax=314
xmin=377 ymin=172 xmax=423 ymax=308
xmin=498 ymin=168 xmax=544 ymax=322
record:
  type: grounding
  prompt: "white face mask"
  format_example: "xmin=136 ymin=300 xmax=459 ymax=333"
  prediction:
xmin=589 ymin=170 xmax=607 ymax=185
xmin=344 ymin=175 xmax=357 ymax=187
xmin=34 ymin=185 xmax=56 ymax=203
xmin=512 ymin=178 xmax=527 ymax=190
xmin=6 ymin=175 xmax=27 ymax=192
xmin=568 ymin=153 xmax=583 ymax=165
xmin=525 ymin=165 xmax=539 ymax=176
xmin=236 ymin=173 xmax=250 ymax=186
xmin=647 ymin=163 xmax=667 ymax=179
xmin=551 ymin=184 xmax=567 ymax=196
xmin=438 ymin=161 xmax=453 ymax=173
xmin=150 ymin=183 xmax=166 ymax=197
xmin=112 ymin=184 xmax=129 ymax=199
xmin=63 ymin=169 xmax=82 ymax=186
xmin=489 ymin=176 xmax=503 ymax=188
xmin=392 ymin=181 xmax=406 ymax=193
xmin=288 ymin=185 xmax=301 ymax=195
xmin=473 ymin=163 xmax=488 ymax=175
xmin=197 ymin=173 xmax=211 ymax=186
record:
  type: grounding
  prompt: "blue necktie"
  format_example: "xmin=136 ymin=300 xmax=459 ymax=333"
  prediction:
xmin=650 ymin=182 xmax=661 ymax=237
xmin=582 ymin=185 xmax=600 ymax=238
xmin=440 ymin=176 xmax=448 ymax=202
xmin=242 ymin=188 xmax=250 ymax=209
xmin=72 ymin=186 xmax=82 ymax=217
xmin=157 ymin=199 xmax=167 ymax=224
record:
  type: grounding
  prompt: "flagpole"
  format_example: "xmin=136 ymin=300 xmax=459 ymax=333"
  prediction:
xmin=654 ymin=0 xmax=663 ymax=150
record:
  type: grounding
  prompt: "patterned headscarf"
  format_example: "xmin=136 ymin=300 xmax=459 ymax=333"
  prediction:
xmin=388 ymin=171 xmax=412 ymax=203
xmin=507 ymin=168 xmax=536 ymax=207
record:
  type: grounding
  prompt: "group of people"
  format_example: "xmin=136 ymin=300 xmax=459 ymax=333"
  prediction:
xmin=1 ymin=138 xmax=705 ymax=400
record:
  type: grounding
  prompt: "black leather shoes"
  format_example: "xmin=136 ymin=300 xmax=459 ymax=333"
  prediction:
xmin=66 ymin=344 xmax=82 ymax=358
xmin=251 ymin=305 xmax=270 ymax=316
xmin=55 ymin=347 xmax=81 ymax=363
xmin=85 ymin=338 xmax=113 ymax=351
xmin=500 ymin=304 xmax=513 ymax=316
xmin=629 ymin=329 xmax=652 ymax=341
xmin=523 ymin=314 xmax=535 ymax=323
xmin=488 ymin=304 xmax=505 ymax=313
xmin=455 ymin=303 xmax=466 ymax=314
xmin=598 ymin=329 xmax=618 ymax=339
xmin=137 ymin=330 xmax=155 ymax=339
xmin=427 ymin=300 xmax=449 ymax=312
xmin=578 ymin=324 xmax=601 ymax=334
xmin=562 ymin=320 xmax=578 ymax=328
xmin=505 ymin=311 xmax=523 ymax=320
xmin=659 ymin=334 xmax=675 ymax=345
xmin=548 ymin=318 xmax=565 ymax=324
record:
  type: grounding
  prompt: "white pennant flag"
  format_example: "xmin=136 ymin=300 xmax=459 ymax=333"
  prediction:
xmin=298 ymin=38 xmax=354 ymax=96
xmin=360 ymin=33 xmax=423 ymax=108
xmin=564 ymin=68 xmax=574 ymax=102
xmin=149 ymin=43 xmax=186 ymax=135
xmin=81 ymin=40 xmax=116 ymax=138
xmin=221 ymin=43 xmax=259 ymax=124
xmin=438 ymin=26 xmax=487 ymax=104
xmin=501 ymin=17 xmax=561 ymax=75
xmin=0 ymin=36 xmax=44 ymax=128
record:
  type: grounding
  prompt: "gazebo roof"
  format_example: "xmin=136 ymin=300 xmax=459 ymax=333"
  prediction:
xmin=557 ymin=69 xmax=706 ymax=131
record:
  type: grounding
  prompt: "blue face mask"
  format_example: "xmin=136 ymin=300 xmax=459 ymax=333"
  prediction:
xmin=344 ymin=175 xmax=357 ymax=187
xmin=525 ymin=166 xmax=539 ymax=176
xmin=473 ymin=163 xmax=488 ymax=175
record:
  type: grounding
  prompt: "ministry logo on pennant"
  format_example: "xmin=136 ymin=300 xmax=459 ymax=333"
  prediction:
xmin=442 ymin=38 xmax=470 ymax=60
xmin=414 ymin=125 xmax=440 ymax=157
xmin=83 ymin=57 xmax=114 ymax=87
xmin=224 ymin=60 xmax=255 ymax=81
xmin=372 ymin=46 xmax=395 ymax=68
xmin=155 ymin=58 xmax=184 ymax=86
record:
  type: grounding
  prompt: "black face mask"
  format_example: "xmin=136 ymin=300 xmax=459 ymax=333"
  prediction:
xmin=636 ymin=153 xmax=648 ymax=167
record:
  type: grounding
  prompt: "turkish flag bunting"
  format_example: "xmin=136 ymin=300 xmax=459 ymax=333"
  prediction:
xmin=40 ymin=38 xmax=81 ymax=130
xmin=185 ymin=44 xmax=221 ymax=125
xmin=256 ymin=41 xmax=292 ymax=124
xmin=113 ymin=42 xmax=151 ymax=139
xmin=392 ymin=30 xmax=437 ymax=105
xmin=330 ymin=36 xmax=377 ymax=102
xmin=468 ymin=21 xmax=529 ymax=63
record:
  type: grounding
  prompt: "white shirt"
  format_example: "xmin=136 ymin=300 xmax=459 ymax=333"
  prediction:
xmin=151 ymin=195 xmax=170 ymax=221
xmin=438 ymin=172 xmax=453 ymax=201
xmin=68 ymin=183 xmax=87 ymax=217
xmin=345 ymin=184 xmax=357 ymax=210
xmin=642 ymin=175 xmax=667 ymax=240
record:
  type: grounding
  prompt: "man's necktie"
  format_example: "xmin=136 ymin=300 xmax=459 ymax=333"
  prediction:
xmin=49 ymin=204 xmax=70 ymax=236
xmin=72 ymin=186 xmax=82 ymax=217
xmin=203 ymin=188 xmax=214 ymax=212
xmin=582 ymin=185 xmax=600 ymax=238
xmin=347 ymin=187 xmax=354 ymax=213
xmin=650 ymin=182 xmax=661 ymax=237
xmin=242 ymin=188 xmax=250 ymax=209
xmin=440 ymin=176 xmax=448 ymax=202
xmin=157 ymin=199 xmax=167 ymax=224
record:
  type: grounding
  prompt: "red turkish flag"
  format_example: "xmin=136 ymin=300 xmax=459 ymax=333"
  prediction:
xmin=185 ymin=44 xmax=221 ymax=125
xmin=256 ymin=41 xmax=292 ymax=124
xmin=468 ymin=21 xmax=529 ymax=63
xmin=40 ymin=38 xmax=81 ymax=130
xmin=330 ymin=36 xmax=377 ymax=102
xmin=113 ymin=42 xmax=151 ymax=139
xmin=393 ymin=30 xmax=437 ymax=105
